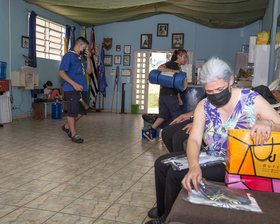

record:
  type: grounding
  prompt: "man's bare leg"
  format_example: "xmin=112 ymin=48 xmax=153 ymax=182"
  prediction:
xmin=152 ymin=117 xmax=165 ymax=130
xmin=67 ymin=116 xmax=76 ymax=137
xmin=65 ymin=114 xmax=82 ymax=135
xmin=72 ymin=114 xmax=82 ymax=137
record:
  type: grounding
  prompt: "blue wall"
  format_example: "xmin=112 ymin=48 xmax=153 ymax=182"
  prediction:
xmin=88 ymin=14 xmax=260 ymax=112
xmin=1 ymin=3 xmax=261 ymax=115
xmin=0 ymin=0 xmax=9 ymax=71
xmin=0 ymin=0 xmax=82 ymax=116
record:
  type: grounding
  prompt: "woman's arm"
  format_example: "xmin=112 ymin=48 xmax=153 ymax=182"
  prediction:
xmin=252 ymin=95 xmax=280 ymax=145
xmin=157 ymin=64 xmax=180 ymax=73
xmin=181 ymin=101 xmax=206 ymax=191
xmin=170 ymin=111 xmax=194 ymax=125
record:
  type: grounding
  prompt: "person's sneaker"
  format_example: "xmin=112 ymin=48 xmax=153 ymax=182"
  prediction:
xmin=72 ymin=134 xmax=84 ymax=143
xmin=145 ymin=215 xmax=166 ymax=224
xmin=148 ymin=207 xmax=159 ymax=219
xmin=143 ymin=127 xmax=155 ymax=142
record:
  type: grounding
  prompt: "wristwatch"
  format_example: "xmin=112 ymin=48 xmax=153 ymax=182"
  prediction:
xmin=190 ymin=116 xmax=194 ymax=122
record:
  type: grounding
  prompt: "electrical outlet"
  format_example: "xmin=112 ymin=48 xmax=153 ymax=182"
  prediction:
xmin=12 ymin=106 xmax=19 ymax=110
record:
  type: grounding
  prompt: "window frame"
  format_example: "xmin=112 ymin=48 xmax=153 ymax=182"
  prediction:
xmin=28 ymin=13 xmax=65 ymax=61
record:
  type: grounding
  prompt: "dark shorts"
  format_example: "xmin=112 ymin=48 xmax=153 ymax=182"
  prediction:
xmin=64 ymin=91 xmax=88 ymax=118
xmin=159 ymin=95 xmax=182 ymax=120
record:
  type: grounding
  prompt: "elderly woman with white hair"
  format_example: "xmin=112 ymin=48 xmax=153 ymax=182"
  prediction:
xmin=145 ymin=57 xmax=280 ymax=224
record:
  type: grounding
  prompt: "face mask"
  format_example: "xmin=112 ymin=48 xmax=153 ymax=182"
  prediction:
xmin=207 ymin=86 xmax=231 ymax=107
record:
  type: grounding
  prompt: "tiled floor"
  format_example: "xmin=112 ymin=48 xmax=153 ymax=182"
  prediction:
xmin=0 ymin=113 xmax=167 ymax=224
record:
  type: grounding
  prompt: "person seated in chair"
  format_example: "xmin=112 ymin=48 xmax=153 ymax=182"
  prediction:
xmin=145 ymin=57 xmax=280 ymax=224
xmin=43 ymin=81 xmax=62 ymax=101
xmin=161 ymin=111 xmax=193 ymax=153
xmin=161 ymin=90 xmax=207 ymax=153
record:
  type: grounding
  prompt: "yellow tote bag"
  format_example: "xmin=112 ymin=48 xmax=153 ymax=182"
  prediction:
xmin=226 ymin=129 xmax=280 ymax=193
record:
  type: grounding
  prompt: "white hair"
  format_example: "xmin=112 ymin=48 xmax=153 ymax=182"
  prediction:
xmin=199 ymin=57 xmax=233 ymax=85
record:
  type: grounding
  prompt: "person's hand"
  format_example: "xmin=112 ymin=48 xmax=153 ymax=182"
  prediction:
xmin=170 ymin=115 xmax=183 ymax=125
xmin=250 ymin=118 xmax=272 ymax=145
xmin=73 ymin=83 xmax=83 ymax=91
xmin=85 ymin=49 xmax=91 ymax=59
xmin=178 ymin=98 xmax=183 ymax=106
xmin=181 ymin=164 xmax=202 ymax=192
xmin=182 ymin=123 xmax=193 ymax=134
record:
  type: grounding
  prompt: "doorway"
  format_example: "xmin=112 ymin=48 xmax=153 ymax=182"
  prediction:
xmin=148 ymin=52 xmax=172 ymax=113
xmin=132 ymin=51 xmax=172 ymax=114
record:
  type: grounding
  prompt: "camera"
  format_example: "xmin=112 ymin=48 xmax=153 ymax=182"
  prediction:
xmin=80 ymin=49 xmax=86 ymax=56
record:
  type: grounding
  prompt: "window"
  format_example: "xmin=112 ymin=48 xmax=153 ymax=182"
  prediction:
xmin=31 ymin=15 xmax=65 ymax=60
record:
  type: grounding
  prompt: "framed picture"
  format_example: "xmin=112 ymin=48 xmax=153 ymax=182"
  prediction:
xmin=103 ymin=38 xmax=112 ymax=50
xmin=116 ymin=45 xmax=121 ymax=52
xmin=123 ymin=55 xmax=130 ymax=66
xmin=104 ymin=55 xmax=113 ymax=66
xmin=124 ymin=45 xmax=131 ymax=54
xmin=140 ymin=34 xmax=152 ymax=49
xmin=157 ymin=24 xmax=168 ymax=37
xmin=172 ymin=33 xmax=184 ymax=49
xmin=22 ymin=36 xmax=29 ymax=48
xmin=114 ymin=55 xmax=121 ymax=65
xmin=111 ymin=69 xmax=116 ymax=76
xmin=122 ymin=69 xmax=131 ymax=77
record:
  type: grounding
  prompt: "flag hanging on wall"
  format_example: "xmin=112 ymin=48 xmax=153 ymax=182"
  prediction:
xmin=64 ymin=25 xmax=71 ymax=54
xmin=70 ymin=26 xmax=76 ymax=50
xmin=28 ymin=11 xmax=37 ymax=67
xmin=89 ymin=27 xmax=99 ymax=107
xmin=82 ymin=26 xmax=92 ymax=105
xmin=99 ymin=47 xmax=107 ymax=97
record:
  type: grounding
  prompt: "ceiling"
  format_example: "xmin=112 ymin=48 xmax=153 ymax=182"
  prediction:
xmin=25 ymin=0 xmax=269 ymax=28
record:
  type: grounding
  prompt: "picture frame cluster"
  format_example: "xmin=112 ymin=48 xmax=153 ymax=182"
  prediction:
xmin=104 ymin=44 xmax=131 ymax=67
xmin=104 ymin=23 xmax=185 ymax=68
xmin=140 ymin=24 xmax=184 ymax=49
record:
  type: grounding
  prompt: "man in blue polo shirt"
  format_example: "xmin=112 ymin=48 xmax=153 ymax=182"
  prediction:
xmin=59 ymin=37 xmax=92 ymax=143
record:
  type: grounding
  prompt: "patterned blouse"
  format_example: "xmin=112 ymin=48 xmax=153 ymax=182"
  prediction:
xmin=203 ymin=88 xmax=259 ymax=157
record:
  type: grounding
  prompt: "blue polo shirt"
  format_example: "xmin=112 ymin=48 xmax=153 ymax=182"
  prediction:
xmin=59 ymin=51 xmax=88 ymax=91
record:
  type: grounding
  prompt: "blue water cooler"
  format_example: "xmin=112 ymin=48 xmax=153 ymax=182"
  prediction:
xmin=51 ymin=102 xmax=62 ymax=119
xmin=0 ymin=61 xmax=7 ymax=79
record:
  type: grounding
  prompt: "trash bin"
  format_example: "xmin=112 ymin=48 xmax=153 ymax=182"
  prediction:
xmin=52 ymin=102 xmax=62 ymax=119
xmin=131 ymin=104 xmax=139 ymax=114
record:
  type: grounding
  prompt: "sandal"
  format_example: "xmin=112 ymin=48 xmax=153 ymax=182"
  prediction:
xmin=148 ymin=207 xmax=159 ymax=219
xmin=72 ymin=134 xmax=84 ymax=143
xmin=62 ymin=124 xmax=70 ymax=134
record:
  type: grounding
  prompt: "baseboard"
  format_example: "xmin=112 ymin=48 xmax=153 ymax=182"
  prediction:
xmin=12 ymin=114 xmax=31 ymax=119
xmin=12 ymin=110 xmax=136 ymax=120
xmin=100 ymin=109 xmax=133 ymax=114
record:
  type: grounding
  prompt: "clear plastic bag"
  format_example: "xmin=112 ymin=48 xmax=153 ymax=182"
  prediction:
xmin=183 ymin=180 xmax=262 ymax=213
xmin=161 ymin=152 xmax=225 ymax=171
xmin=198 ymin=180 xmax=251 ymax=205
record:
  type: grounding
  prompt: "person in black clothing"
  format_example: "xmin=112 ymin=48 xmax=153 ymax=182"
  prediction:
xmin=161 ymin=112 xmax=193 ymax=153
xmin=161 ymin=91 xmax=206 ymax=153
xmin=144 ymin=50 xmax=188 ymax=141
